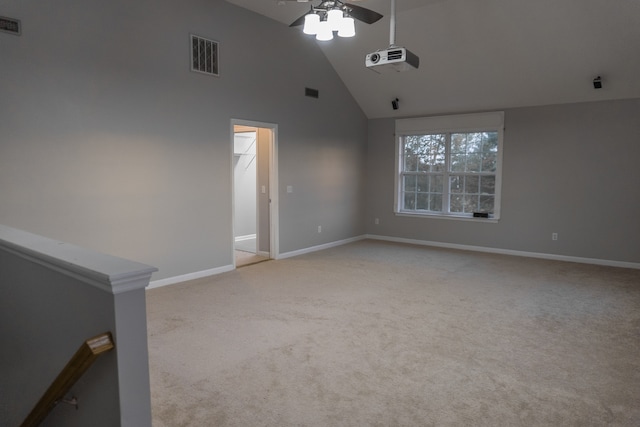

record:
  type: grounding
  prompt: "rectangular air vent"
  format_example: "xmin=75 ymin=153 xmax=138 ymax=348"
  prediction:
xmin=305 ymin=87 xmax=319 ymax=99
xmin=0 ymin=16 xmax=21 ymax=36
xmin=191 ymin=34 xmax=218 ymax=76
xmin=473 ymin=212 xmax=490 ymax=218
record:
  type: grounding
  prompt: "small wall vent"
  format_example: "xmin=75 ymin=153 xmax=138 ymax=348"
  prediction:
xmin=191 ymin=34 xmax=219 ymax=76
xmin=0 ymin=16 xmax=21 ymax=36
xmin=305 ymin=87 xmax=319 ymax=99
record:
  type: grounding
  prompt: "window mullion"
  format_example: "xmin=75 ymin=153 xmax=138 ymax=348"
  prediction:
xmin=443 ymin=133 xmax=451 ymax=214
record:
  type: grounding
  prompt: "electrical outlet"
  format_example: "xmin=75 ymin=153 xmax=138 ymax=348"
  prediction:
xmin=318 ymin=225 xmax=322 ymax=233
xmin=552 ymin=232 xmax=558 ymax=241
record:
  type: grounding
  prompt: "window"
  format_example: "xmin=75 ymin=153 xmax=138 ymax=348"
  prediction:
xmin=395 ymin=112 xmax=504 ymax=220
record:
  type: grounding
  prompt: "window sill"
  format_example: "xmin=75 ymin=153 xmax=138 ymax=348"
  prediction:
xmin=395 ymin=211 xmax=500 ymax=223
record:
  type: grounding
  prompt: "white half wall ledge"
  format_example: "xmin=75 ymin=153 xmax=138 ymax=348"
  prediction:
xmin=365 ymin=234 xmax=640 ymax=270
xmin=0 ymin=224 xmax=158 ymax=294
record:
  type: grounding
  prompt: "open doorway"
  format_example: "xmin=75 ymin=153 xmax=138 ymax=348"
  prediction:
xmin=232 ymin=120 xmax=278 ymax=267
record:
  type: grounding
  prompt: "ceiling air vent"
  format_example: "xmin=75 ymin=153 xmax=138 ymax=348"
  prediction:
xmin=191 ymin=34 xmax=219 ymax=76
xmin=0 ymin=16 xmax=21 ymax=36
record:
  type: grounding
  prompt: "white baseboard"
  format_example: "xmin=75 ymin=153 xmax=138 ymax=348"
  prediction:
xmin=148 ymin=264 xmax=235 ymax=290
xmin=278 ymin=235 xmax=366 ymax=260
xmin=257 ymin=250 xmax=270 ymax=257
xmin=365 ymin=234 xmax=640 ymax=270
xmin=235 ymin=234 xmax=256 ymax=242
xmin=150 ymin=234 xmax=637 ymax=290
xmin=149 ymin=236 xmax=365 ymax=289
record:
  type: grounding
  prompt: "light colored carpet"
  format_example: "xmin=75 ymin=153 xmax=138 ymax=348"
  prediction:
xmin=147 ymin=240 xmax=640 ymax=426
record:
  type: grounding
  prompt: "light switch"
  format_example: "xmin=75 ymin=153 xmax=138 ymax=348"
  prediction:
xmin=287 ymin=185 xmax=293 ymax=193
xmin=261 ymin=185 xmax=266 ymax=194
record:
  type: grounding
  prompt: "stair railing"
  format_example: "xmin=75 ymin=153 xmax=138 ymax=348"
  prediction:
xmin=20 ymin=332 xmax=115 ymax=427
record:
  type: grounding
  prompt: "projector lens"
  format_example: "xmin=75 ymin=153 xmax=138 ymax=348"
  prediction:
xmin=370 ymin=53 xmax=380 ymax=63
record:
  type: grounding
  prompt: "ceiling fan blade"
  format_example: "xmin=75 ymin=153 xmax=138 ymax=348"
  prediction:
xmin=345 ymin=3 xmax=383 ymax=24
xmin=289 ymin=12 xmax=307 ymax=27
xmin=288 ymin=1 xmax=382 ymax=27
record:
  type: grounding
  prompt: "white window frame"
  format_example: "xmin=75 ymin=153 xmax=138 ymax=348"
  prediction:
xmin=394 ymin=111 xmax=504 ymax=221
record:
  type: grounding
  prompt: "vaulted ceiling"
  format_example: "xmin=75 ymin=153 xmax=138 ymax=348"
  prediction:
xmin=226 ymin=0 xmax=640 ymax=119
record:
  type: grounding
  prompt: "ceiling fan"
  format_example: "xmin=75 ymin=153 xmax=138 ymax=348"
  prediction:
xmin=285 ymin=0 xmax=383 ymax=39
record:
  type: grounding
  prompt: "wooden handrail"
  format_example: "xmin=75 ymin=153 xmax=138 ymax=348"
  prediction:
xmin=21 ymin=332 xmax=115 ymax=427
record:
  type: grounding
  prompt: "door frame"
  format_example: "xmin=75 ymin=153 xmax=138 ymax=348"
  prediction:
xmin=230 ymin=119 xmax=279 ymax=265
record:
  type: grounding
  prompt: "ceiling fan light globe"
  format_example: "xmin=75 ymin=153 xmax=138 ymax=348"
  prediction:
xmin=303 ymin=13 xmax=320 ymax=35
xmin=316 ymin=20 xmax=334 ymax=41
xmin=327 ymin=8 xmax=343 ymax=31
xmin=338 ymin=16 xmax=355 ymax=37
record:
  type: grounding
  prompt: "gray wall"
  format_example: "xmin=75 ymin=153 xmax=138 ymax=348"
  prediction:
xmin=3 ymin=0 xmax=633 ymax=279
xmin=0 ymin=0 xmax=368 ymax=280
xmin=366 ymin=98 xmax=640 ymax=264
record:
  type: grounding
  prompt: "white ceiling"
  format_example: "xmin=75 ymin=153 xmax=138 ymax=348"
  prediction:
xmin=226 ymin=0 xmax=640 ymax=119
